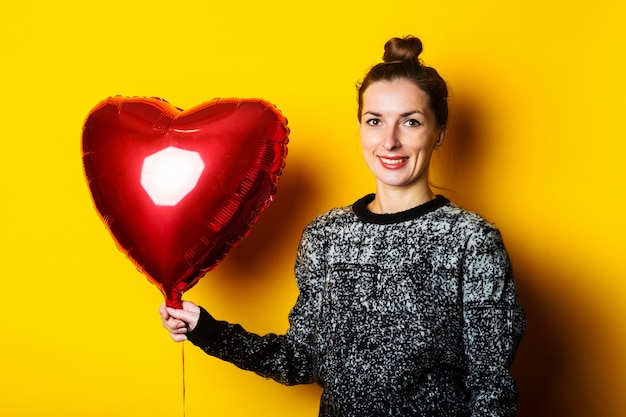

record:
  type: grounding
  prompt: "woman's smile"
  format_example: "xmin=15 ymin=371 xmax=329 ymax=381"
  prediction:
xmin=378 ymin=155 xmax=409 ymax=169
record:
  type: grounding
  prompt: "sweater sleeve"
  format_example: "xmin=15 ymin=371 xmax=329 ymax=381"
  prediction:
xmin=461 ymin=226 xmax=526 ymax=417
xmin=186 ymin=224 xmax=324 ymax=386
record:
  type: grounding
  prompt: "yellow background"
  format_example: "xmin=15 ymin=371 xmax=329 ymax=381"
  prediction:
xmin=1 ymin=1 xmax=625 ymax=416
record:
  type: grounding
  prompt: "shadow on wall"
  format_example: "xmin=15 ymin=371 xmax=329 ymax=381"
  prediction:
xmin=431 ymin=93 xmax=489 ymax=207
xmin=215 ymin=155 xmax=325 ymax=284
xmin=445 ymin=95 xmax=602 ymax=416
xmin=511 ymin=263 xmax=584 ymax=417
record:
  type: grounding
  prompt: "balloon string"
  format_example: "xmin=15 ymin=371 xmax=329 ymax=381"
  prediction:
xmin=182 ymin=341 xmax=187 ymax=417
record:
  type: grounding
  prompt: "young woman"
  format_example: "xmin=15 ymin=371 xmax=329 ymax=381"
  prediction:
xmin=161 ymin=35 xmax=526 ymax=417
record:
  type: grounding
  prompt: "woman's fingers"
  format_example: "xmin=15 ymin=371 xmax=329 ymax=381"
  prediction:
xmin=166 ymin=306 xmax=200 ymax=331
xmin=169 ymin=332 xmax=188 ymax=342
xmin=159 ymin=301 xmax=199 ymax=341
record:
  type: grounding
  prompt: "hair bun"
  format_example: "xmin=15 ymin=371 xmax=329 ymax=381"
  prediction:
xmin=382 ymin=36 xmax=423 ymax=63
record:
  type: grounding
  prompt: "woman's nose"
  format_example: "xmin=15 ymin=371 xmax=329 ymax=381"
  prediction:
xmin=383 ymin=126 xmax=400 ymax=150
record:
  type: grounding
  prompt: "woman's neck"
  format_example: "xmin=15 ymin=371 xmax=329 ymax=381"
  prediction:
xmin=368 ymin=186 xmax=436 ymax=214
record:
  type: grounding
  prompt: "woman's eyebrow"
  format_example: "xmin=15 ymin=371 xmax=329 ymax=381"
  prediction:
xmin=363 ymin=110 xmax=425 ymax=117
xmin=401 ymin=110 xmax=425 ymax=117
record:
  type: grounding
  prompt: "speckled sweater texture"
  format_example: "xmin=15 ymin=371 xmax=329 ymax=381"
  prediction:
xmin=187 ymin=194 xmax=526 ymax=416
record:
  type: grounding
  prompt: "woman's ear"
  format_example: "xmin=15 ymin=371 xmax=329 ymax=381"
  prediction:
xmin=434 ymin=128 xmax=445 ymax=149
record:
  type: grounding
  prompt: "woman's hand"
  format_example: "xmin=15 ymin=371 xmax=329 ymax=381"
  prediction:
xmin=159 ymin=301 xmax=201 ymax=342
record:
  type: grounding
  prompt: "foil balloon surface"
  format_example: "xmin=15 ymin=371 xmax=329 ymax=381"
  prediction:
xmin=82 ymin=96 xmax=289 ymax=307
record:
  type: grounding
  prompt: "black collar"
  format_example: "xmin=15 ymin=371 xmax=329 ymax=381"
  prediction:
xmin=352 ymin=194 xmax=450 ymax=224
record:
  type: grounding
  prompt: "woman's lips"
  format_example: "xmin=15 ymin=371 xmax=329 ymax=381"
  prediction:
xmin=378 ymin=156 xmax=409 ymax=169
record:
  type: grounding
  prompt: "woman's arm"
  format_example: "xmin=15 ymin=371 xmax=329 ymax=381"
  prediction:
xmin=462 ymin=227 xmax=526 ymax=417
xmin=161 ymin=223 xmax=326 ymax=387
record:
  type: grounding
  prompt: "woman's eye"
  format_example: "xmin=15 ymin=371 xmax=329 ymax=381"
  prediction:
xmin=366 ymin=118 xmax=381 ymax=126
xmin=404 ymin=119 xmax=421 ymax=127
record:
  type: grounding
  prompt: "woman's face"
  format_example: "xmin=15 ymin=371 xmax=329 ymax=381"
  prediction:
xmin=359 ymin=78 xmax=442 ymax=193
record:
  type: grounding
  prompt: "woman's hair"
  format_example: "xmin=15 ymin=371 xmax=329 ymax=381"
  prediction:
xmin=357 ymin=36 xmax=449 ymax=129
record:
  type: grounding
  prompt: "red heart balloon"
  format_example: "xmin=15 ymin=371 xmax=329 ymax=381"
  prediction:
xmin=82 ymin=96 xmax=289 ymax=308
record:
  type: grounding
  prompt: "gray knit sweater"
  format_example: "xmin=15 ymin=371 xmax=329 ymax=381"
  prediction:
xmin=187 ymin=194 xmax=526 ymax=416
